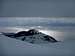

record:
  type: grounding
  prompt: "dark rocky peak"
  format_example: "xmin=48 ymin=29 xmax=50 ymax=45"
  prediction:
xmin=14 ymin=29 xmax=39 ymax=37
xmin=2 ymin=29 xmax=58 ymax=43
xmin=14 ymin=31 xmax=27 ymax=37
xmin=28 ymin=29 xmax=39 ymax=34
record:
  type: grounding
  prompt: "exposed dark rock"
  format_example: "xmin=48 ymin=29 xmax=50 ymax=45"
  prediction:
xmin=2 ymin=32 xmax=15 ymax=37
xmin=22 ymin=37 xmax=26 ymax=41
xmin=43 ymin=35 xmax=58 ymax=42
xmin=2 ymin=29 xmax=58 ymax=43
xmin=14 ymin=31 xmax=27 ymax=37
xmin=14 ymin=29 xmax=39 ymax=37
xmin=28 ymin=29 xmax=39 ymax=35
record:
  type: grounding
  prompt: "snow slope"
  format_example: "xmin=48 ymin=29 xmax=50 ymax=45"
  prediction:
xmin=0 ymin=34 xmax=75 ymax=56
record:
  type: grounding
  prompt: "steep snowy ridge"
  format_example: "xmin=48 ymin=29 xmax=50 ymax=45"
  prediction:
xmin=2 ymin=29 xmax=58 ymax=44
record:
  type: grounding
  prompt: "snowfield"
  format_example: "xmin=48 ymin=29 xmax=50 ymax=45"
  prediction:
xmin=0 ymin=34 xmax=75 ymax=56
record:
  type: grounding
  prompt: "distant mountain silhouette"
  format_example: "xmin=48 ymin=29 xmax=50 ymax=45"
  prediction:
xmin=2 ymin=29 xmax=58 ymax=43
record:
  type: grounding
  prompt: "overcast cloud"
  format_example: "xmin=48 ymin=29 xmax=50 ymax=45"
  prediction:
xmin=0 ymin=0 xmax=75 ymax=17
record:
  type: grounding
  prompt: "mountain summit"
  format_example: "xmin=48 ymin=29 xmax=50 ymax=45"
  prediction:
xmin=2 ymin=29 xmax=58 ymax=44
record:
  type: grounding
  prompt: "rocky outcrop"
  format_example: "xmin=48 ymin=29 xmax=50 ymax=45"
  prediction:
xmin=2 ymin=29 xmax=58 ymax=43
xmin=14 ymin=29 xmax=39 ymax=37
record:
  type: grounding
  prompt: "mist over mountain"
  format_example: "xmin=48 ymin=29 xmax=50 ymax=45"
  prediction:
xmin=0 ymin=17 xmax=75 ymax=27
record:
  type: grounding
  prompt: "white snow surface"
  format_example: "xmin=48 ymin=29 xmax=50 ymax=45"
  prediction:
xmin=0 ymin=34 xmax=75 ymax=56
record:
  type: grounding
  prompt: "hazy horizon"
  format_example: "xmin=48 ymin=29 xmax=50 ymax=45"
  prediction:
xmin=0 ymin=17 xmax=75 ymax=41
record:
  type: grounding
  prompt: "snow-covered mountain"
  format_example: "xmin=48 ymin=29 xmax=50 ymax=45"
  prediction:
xmin=2 ymin=29 xmax=58 ymax=44
xmin=0 ymin=31 xmax=75 ymax=56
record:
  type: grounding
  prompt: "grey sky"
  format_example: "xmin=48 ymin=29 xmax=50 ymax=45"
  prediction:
xmin=0 ymin=0 xmax=75 ymax=17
